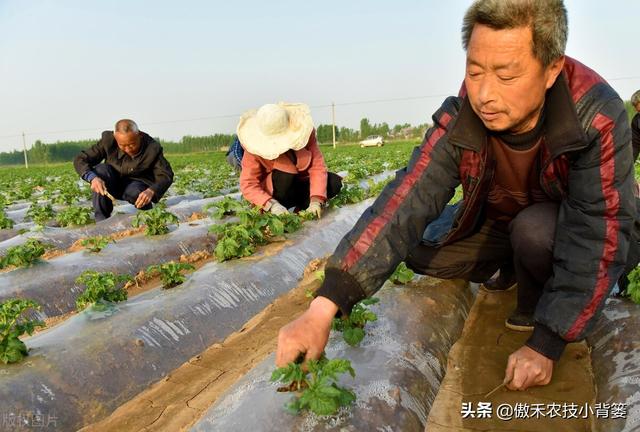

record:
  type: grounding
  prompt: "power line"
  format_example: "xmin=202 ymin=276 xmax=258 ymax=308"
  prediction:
xmin=2 ymin=76 xmax=639 ymax=142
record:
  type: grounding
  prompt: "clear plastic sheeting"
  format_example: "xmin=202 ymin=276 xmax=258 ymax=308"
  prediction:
xmin=191 ymin=277 xmax=475 ymax=432
xmin=588 ymin=297 xmax=640 ymax=432
xmin=0 ymin=220 xmax=215 ymax=318
xmin=0 ymin=200 xmax=372 ymax=432
xmin=0 ymin=193 xmax=235 ymax=254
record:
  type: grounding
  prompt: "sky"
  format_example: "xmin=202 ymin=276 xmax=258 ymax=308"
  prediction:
xmin=0 ymin=0 xmax=639 ymax=152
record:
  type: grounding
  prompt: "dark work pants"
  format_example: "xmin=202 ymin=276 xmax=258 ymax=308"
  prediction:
xmin=271 ymin=170 xmax=343 ymax=210
xmin=406 ymin=203 xmax=558 ymax=314
xmin=407 ymin=201 xmax=640 ymax=313
xmin=92 ymin=163 xmax=152 ymax=221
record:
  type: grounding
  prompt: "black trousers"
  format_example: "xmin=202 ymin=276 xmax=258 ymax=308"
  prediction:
xmin=92 ymin=163 xmax=152 ymax=221
xmin=271 ymin=170 xmax=343 ymax=210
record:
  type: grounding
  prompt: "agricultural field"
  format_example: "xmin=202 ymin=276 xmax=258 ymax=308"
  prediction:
xmin=0 ymin=141 xmax=638 ymax=431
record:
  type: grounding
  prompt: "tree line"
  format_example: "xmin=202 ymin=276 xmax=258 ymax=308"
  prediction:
xmin=2 ymin=104 xmax=636 ymax=166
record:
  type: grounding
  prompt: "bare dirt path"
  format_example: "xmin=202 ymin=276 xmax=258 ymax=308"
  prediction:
xmin=425 ymin=288 xmax=595 ymax=432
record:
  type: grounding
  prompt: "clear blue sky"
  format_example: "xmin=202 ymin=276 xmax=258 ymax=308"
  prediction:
xmin=0 ymin=0 xmax=638 ymax=152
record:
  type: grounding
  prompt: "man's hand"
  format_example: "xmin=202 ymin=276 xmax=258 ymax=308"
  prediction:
xmin=90 ymin=177 xmax=107 ymax=196
xmin=135 ymin=188 xmax=155 ymax=208
xmin=276 ymin=296 xmax=338 ymax=367
xmin=504 ymin=345 xmax=554 ymax=391
xmin=307 ymin=201 xmax=323 ymax=219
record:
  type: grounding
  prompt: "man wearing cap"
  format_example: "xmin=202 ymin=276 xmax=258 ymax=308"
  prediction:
xmin=276 ymin=0 xmax=637 ymax=392
xmin=237 ymin=102 xmax=342 ymax=218
xmin=74 ymin=119 xmax=174 ymax=221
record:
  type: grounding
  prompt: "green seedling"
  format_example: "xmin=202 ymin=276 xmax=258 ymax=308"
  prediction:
xmin=132 ymin=203 xmax=179 ymax=236
xmin=75 ymin=270 xmax=132 ymax=311
xmin=389 ymin=262 xmax=415 ymax=284
xmin=147 ymin=261 xmax=195 ymax=288
xmin=271 ymin=355 xmax=356 ymax=416
xmin=0 ymin=239 xmax=48 ymax=269
xmin=332 ymin=298 xmax=380 ymax=346
xmin=80 ymin=235 xmax=114 ymax=253
xmin=0 ymin=298 xmax=45 ymax=364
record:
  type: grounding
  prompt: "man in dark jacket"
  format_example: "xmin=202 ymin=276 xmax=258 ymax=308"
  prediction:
xmin=276 ymin=0 xmax=637 ymax=392
xmin=74 ymin=119 xmax=174 ymax=221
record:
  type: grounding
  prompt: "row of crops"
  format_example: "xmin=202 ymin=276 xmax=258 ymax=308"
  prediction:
xmin=0 ymin=142 xmax=417 ymax=232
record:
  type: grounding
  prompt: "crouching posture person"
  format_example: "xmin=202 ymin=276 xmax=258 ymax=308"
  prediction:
xmin=74 ymin=119 xmax=174 ymax=221
xmin=237 ymin=102 xmax=342 ymax=218
xmin=276 ymin=0 xmax=638 ymax=392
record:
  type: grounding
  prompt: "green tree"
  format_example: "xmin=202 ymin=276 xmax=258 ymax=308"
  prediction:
xmin=360 ymin=118 xmax=372 ymax=139
xmin=316 ymin=124 xmax=338 ymax=143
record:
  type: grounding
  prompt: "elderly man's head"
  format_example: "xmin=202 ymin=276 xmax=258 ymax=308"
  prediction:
xmin=114 ymin=119 xmax=141 ymax=157
xmin=462 ymin=0 xmax=567 ymax=134
xmin=631 ymin=90 xmax=640 ymax=113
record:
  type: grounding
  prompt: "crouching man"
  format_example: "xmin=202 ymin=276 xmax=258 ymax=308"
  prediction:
xmin=73 ymin=119 xmax=174 ymax=221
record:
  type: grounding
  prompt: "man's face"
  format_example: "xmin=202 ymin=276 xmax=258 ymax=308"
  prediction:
xmin=465 ymin=24 xmax=564 ymax=134
xmin=114 ymin=131 xmax=141 ymax=157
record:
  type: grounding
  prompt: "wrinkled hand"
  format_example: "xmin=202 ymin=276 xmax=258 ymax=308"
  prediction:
xmin=276 ymin=296 xmax=338 ymax=367
xmin=307 ymin=201 xmax=323 ymax=219
xmin=135 ymin=188 xmax=155 ymax=208
xmin=269 ymin=200 xmax=289 ymax=216
xmin=90 ymin=177 xmax=107 ymax=196
xmin=504 ymin=345 xmax=554 ymax=391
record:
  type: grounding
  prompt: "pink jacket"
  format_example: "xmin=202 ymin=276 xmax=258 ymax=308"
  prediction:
xmin=239 ymin=130 xmax=329 ymax=207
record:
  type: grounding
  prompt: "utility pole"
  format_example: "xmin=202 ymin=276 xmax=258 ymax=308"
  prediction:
xmin=331 ymin=102 xmax=336 ymax=149
xmin=22 ymin=132 xmax=29 ymax=169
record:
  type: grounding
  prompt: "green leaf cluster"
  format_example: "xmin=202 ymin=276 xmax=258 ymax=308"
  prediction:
xmin=0 ymin=239 xmax=47 ymax=269
xmin=26 ymin=203 xmax=54 ymax=226
xmin=147 ymin=261 xmax=195 ymax=288
xmin=625 ymin=267 xmax=640 ymax=304
xmin=389 ymin=262 xmax=414 ymax=284
xmin=75 ymin=270 xmax=131 ymax=311
xmin=55 ymin=206 xmax=93 ymax=227
xmin=332 ymin=298 xmax=379 ymax=346
xmin=132 ymin=203 xmax=179 ymax=236
xmin=0 ymin=299 xmax=45 ymax=364
xmin=80 ymin=235 xmax=114 ymax=253
xmin=209 ymin=208 xmax=304 ymax=261
xmin=271 ymin=355 xmax=356 ymax=416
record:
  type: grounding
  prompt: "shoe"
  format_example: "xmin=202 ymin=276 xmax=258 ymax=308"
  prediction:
xmin=505 ymin=311 xmax=535 ymax=332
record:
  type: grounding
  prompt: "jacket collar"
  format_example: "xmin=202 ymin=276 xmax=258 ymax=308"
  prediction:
xmin=447 ymin=73 xmax=587 ymax=157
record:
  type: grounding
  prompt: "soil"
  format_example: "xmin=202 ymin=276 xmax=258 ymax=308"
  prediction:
xmin=80 ymin=258 xmax=327 ymax=432
xmin=425 ymin=287 xmax=596 ymax=432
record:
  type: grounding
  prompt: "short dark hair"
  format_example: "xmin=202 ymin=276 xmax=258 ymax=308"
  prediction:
xmin=462 ymin=0 xmax=568 ymax=67
xmin=115 ymin=119 xmax=139 ymax=134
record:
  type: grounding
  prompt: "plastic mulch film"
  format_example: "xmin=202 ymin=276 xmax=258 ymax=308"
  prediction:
xmin=588 ymin=297 xmax=640 ymax=432
xmin=191 ymin=277 xmax=475 ymax=432
xmin=0 ymin=200 xmax=372 ymax=432
xmin=0 ymin=219 xmax=216 ymax=319
xmin=0 ymin=193 xmax=237 ymax=254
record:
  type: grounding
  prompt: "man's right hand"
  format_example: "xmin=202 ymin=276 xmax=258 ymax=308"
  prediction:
xmin=276 ymin=296 xmax=339 ymax=367
xmin=90 ymin=177 xmax=107 ymax=196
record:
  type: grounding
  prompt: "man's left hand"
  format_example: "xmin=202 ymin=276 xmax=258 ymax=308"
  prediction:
xmin=135 ymin=188 xmax=155 ymax=208
xmin=504 ymin=345 xmax=553 ymax=391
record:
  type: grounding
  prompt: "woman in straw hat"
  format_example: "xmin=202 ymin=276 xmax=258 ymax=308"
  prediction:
xmin=237 ymin=102 xmax=342 ymax=218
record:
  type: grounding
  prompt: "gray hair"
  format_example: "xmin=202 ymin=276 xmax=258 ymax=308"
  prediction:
xmin=631 ymin=90 xmax=640 ymax=105
xmin=462 ymin=0 xmax=568 ymax=67
xmin=114 ymin=119 xmax=139 ymax=134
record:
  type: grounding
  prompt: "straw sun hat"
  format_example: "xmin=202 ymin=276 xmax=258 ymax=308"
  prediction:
xmin=236 ymin=102 xmax=314 ymax=160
